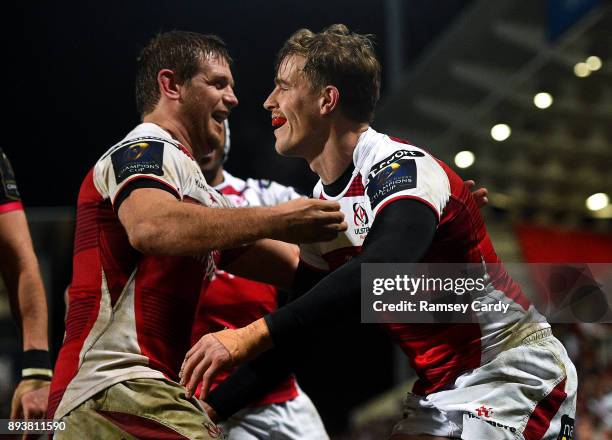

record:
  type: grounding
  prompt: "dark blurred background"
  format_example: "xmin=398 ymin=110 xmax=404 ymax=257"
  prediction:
xmin=1 ymin=0 xmax=612 ymax=437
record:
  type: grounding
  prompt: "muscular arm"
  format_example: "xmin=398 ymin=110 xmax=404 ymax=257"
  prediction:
xmin=0 ymin=210 xmax=48 ymax=351
xmin=117 ymin=188 xmax=346 ymax=255
xmin=200 ymin=200 xmax=437 ymax=417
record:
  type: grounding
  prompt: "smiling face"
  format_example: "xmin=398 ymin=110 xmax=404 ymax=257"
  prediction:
xmin=180 ymin=55 xmax=237 ymax=162
xmin=263 ymin=55 xmax=326 ymax=160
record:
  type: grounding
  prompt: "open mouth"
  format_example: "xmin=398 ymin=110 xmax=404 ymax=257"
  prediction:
xmin=272 ymin=116 xmax=287 ymax=128
xmin=212 ymin=112 xmax=228 ymax=125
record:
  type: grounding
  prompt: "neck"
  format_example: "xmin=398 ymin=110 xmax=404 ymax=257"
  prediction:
xmin=204 ymin=167 xmax=225 ymax=187
xmin=308 ymin=122 xmax=369 ymax=185
xmin=144 ymin=110 xmax=194 ymax=153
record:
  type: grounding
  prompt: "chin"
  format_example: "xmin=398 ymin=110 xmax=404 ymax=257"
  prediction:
xmin=275 ymin=141 xmax=294 ymax=157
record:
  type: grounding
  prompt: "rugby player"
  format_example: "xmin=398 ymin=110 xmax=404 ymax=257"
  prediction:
xmin=0 ymin=148 xmax=52 ymax=423
xmin=181 ymin=25 xmax=577 ymax=440
xmin=47 ymin=31 xmax=346 ymax=439
xmin=192 ymin=120 xmax=329 ymax=439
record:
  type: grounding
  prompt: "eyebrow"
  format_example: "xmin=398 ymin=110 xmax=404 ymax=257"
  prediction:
xmin=274 ymin=78 xmax=290 ymax=86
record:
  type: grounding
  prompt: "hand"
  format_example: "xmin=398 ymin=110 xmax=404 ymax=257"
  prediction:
xmin=465 ymin=180 xmax=488 ymax=208
xmin=272 ymin=198 xmax=347 ymax=243
xmin=10 ymin=380 xmax=50 ymax=421
xmin=179 ymin=319 xmax=272 ymax=399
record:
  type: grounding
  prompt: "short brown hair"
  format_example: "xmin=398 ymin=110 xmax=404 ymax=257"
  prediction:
xmin=276 ymin=24 xmax=381 ymax=123
xmin=135 ymin=31 xmax=232 ymax=117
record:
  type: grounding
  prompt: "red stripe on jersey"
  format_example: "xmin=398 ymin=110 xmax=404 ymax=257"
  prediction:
xmin=376 ymin=156 xmax=530 ymax=393
xmin=0 ymin=201 xmax=23 ymax=213
xmin=523 ymin=378 xmax=567 ymax=440
xmin=218 ymin=185 xmax=246 ymax=197
xmin=345 ymin=173 xmax=365 ymax=197
xmin=135 ymin=255 xmax=205 ymax=379
xmin=177 ymin=143 xmax=194 ymax=160
xmin=48 ymin=170 xmax=104 ymax=418
xmin=97 ymin=410 xmax=190 ymax=439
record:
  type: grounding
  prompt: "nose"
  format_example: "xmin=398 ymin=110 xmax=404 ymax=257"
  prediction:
xmin=263 ymin=87 xmax=278 ymax=111
xmin=224 ymin=87 xmax=239 ymax=109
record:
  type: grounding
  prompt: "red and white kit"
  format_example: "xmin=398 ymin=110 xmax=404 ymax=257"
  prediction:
xmin=300 ymin=128 xmax=577 ymax=439
xmin=48 ymin=123 xmax=231 ymax=420
xmin=193 ymin=171 xmax=328 ymax=439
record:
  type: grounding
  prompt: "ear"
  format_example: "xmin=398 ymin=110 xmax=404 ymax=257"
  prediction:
xmin=320 ymin=85 xmax=339 ymax=115
xmin=157 ymin=69 xmax=181 ymax=102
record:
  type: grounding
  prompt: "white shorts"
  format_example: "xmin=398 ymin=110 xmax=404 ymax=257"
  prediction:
xmin=392 ymin=329 xmax=577 ymax=439
xmin=220 ymin=386 xmax=329 ymax=440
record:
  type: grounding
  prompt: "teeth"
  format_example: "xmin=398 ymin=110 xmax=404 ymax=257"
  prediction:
xmin=272 ymin=116 xmax=287 ymax=127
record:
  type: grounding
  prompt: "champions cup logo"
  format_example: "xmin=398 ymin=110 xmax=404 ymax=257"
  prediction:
xmin=125 ymin=142 xmax=150 ymax=161
xmin=353 ymin=203 xmax=369 ymax=226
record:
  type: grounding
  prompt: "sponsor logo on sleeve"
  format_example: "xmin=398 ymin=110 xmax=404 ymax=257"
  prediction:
xmin=557 ymin=415 xmax=574 ymax=440
xmin=111 ymin=141 xmax=165 ymax=184
xmin=366 ymin=154 xmax=417 ymax=209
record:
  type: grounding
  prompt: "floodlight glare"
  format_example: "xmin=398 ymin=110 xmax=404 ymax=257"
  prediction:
xmin=490 ymin=124 xmax=511 ymax=141
xmin=574 ymin=62 xmax=591 ymax=78
xmin=533 ymin=92 xmax=553 ymax=109
xmin=586 ymin=55 xmax=602 ymax=71
xmin=586 ymin=193 xmax=609 ymax=211
xmin=454 ymin=151 xmax=475 ymax=169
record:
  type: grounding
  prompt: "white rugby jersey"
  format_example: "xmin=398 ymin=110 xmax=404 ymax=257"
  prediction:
xmin=300 ymin=127 xmax=548 ymax=395
xmin=215 ymin=171 xmax=302 ymax=207
xmin=49 ymin=123 xmax=231 ymax=419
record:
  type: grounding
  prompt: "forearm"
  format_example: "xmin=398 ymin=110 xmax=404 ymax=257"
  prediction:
xmin=119 ymin=188 xmax=344 ymax=256
xmin=0 ymin=211 xmax=48 ymax=350
xmin=221 ymin=239 xmax=299 ymax=289
xmin=15 ymin=264 xmax=48 ymax=350
xmin=137 ymin=203 xmax=284 ymax=255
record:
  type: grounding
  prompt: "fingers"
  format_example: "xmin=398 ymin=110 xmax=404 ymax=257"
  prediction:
xmin=180 ymin=339 xmax=206 ymax=393
xmin=473 ymin=188 xmax=489 ymax=208
xmin=180 ymin=334 xmax=231 ymax=399
xmin=199 ymin=361 xmax=222 ymax=400
xmin=315 ymin=200 xmax=341 ymax=212
xmin=464 ymin=180 xmax=475 ymax=189
xmin=316 ymin=211 xmax=345 ymax=225
xmin=185 ymin=355 xmax=213 ymax=398
xmin=23 ymin=400 xmax=31 ymax=421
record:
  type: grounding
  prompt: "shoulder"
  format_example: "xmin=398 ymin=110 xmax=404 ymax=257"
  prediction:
xmin=245 ymin=177 xmax=303 ymax=205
